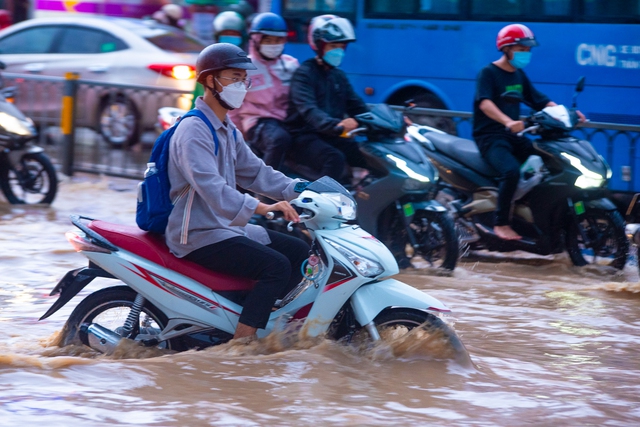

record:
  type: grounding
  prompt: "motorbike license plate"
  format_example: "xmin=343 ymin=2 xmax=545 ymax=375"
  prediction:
xmin=574 ymin=200 xmax=586 ymax=215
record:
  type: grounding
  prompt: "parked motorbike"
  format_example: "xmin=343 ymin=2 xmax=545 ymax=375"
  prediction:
xmin=39 ymin=177 xmax=467 ymax=359
xmin=407 ymin=77 xmax=628 ymax=268
xmin=0 ymin=61 xmax=57 ymax=204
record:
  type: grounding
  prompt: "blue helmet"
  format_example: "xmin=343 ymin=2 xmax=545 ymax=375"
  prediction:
xmin=249 ymin=12 xmax=287 ymax=37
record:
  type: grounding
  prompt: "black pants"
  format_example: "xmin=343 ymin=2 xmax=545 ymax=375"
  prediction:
xmin=247 ymin=119 xmax=293 ymax=172
xmin=476 ymin=134 xmax=535 ymax=227
xmin=184 ymin=230 xmax=309 ymax=329
xmin=290 ymin=132 xmax=368 ymax=183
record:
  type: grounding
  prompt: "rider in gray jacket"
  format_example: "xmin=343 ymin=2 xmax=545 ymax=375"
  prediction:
xmin=166 ymin=43 xmax=309 ymax=341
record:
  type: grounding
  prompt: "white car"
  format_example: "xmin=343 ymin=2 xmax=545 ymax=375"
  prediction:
xmin=0 ymin=16 xmax=207 ymax=145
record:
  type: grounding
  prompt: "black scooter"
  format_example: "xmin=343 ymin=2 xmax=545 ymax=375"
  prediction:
xmin=257 ymin=104 xmax=459 ymax=270
xmin=0 ymin=61 xmax=57 ymax=204
xmin=407 ymin=77 xmax=628 ymax=269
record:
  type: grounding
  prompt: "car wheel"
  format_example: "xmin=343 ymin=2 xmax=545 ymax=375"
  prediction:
xmin=98 ymin=94 xmax=140 ymax=148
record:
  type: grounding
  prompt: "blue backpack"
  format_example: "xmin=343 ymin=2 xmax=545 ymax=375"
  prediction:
xmin=136 ymin=109 xmax=218 ymax=234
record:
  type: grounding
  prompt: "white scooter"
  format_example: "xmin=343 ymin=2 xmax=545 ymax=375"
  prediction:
xmin=40 ymin=177 xmax=466 ymax=357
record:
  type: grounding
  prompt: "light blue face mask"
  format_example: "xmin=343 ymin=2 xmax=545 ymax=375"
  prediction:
xmin=509 ymin=51 xmax=532 ymax=69
xmin=323 ymin=48 xmax=345 ymax=67
xmin=218 ymin=35 xmax=242 ymax=46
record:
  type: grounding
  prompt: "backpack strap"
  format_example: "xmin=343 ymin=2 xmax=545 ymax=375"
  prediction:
xmin=180 ymin=109 xmax=220 ymax=155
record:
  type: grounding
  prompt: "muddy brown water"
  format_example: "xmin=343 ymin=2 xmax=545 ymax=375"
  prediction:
xmin=1 ymin=175 xmax=639 ymax=426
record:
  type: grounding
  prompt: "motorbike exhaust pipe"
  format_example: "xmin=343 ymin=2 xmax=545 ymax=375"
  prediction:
xmin=80 ymin=323 xmax=123 ymax=355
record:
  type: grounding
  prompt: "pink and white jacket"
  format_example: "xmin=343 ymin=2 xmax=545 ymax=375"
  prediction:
xmin=229 ymin=41 xmax=299 ymax=134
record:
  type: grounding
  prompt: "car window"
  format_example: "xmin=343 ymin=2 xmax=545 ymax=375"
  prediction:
xmin=57 ymin=26 xmax=128 ymax=54
xmin=0 ymin=26 xmax=59 ymax=54
xmin=130 ymin=26 xmax=207 ymax=53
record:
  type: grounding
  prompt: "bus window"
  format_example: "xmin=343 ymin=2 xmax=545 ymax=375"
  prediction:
xmin=367 ymin=0 xmax=459 ymax=15
xmin=284 ymin=0 xmax=356 ymax=13
xmin=367 ymin=0 xmax=413 ymax=14
xmin=418 ymin=0 xmax=460 ymax=14
xmin=471 ymin=0 xmax=525 ymax=16
xmin=543 ymin=0 xmax=571 ymax=16
xmin=583 ymin=0 xmax=640 ymax=17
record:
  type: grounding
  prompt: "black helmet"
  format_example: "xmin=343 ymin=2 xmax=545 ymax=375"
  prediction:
xmin=195 ymin=43 xmax=256 ymax=84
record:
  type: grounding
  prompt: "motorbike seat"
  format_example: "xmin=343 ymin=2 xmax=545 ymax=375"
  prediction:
xmin=425 ymin=132 xmax=500 ymax=177
xmin=88 ymin=220 xmax=255 ymax=292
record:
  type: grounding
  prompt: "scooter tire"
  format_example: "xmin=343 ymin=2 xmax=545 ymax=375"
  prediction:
xmin=565 ymin=209 xmax=628 ymax=270
xmin=0 ymin=152 xmax=58 ymax=204
xmin=61 ymin=286 xmax=184 ymax=352
xmin=373 ymin=308 xmax=470 ymax=364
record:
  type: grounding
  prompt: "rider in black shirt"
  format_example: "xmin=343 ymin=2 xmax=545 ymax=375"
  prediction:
xmin=473 ymin=24 xmax=584 ymax=241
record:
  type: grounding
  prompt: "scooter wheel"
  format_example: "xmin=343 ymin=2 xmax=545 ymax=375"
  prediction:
xmin=565 ymin=209 xmax=628 ymax=269
xmin=0 ymin=152 xmax=58 ymax=204
xmin=61 ymin=286 xmax=184 ymax=352
xmin=369 ymin=308 xmax=470 ymax=365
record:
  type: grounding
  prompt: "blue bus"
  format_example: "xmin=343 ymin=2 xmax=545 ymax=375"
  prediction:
xmin=271 ymin=0 xmax=640 ymax=192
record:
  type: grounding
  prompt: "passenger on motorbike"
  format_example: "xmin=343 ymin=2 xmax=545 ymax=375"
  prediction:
xmin=167 ymin=43 xmax=309 ymax=340
xmin=228 ymin=12 xmax=299 ymax=172
xmin=190 ymin=11 xmax=247 ymax=109
xmin=284 ymin=14 xmax=369 ymax=184
xmin=473 ymin=23 xmax=585 ymax=241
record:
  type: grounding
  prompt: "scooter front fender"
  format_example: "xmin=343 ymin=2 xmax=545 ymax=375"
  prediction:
xmin=411 ymin=200 xmax=447 ymax=213
xmin=350 ymin=278 xmax=450 ymax=327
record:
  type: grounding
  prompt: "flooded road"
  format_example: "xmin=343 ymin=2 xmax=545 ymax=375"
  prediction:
xmin=1 ymin=175 xmax=639 ymax=426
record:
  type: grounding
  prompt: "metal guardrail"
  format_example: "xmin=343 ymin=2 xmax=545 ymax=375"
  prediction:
xmin=2 ymin=72 xmax=192 ymax=179
xmin=3 ymin=73 xmax=640 ymax=186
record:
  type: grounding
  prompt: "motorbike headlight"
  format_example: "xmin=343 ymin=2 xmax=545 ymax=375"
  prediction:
xmin=0 ymin=112 xmax=33 ymax=136
xmin=325 ymin=238 xmax=384 ymax=277
xmin=325 ymin=193 xmax=356 ymax=221
xmin=599 ymin=155 xmax=612 ymax=179
xmin=561 ymin=152 xmax=605 ymax=189
xmin=386 ymin=154 xmax=431 ymax=183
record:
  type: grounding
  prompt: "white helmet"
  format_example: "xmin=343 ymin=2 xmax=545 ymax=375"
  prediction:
xmin=307 ymin=14 xmax=356 ymax=52
xmin=161 ymin=4 xmax=183 ymax=21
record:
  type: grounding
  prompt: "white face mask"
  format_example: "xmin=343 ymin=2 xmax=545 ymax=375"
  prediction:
xmin=259 ymin=43 xmax=285 ymax=59
xmin=215 ymin=78 xmax=247 ymax=109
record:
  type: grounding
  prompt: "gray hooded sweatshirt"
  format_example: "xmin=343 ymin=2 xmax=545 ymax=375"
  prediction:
xmin=166 ymin=97 xmax=300 ymax=258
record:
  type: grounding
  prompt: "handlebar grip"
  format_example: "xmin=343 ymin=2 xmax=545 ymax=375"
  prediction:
xmin=265 ymin=211 xmax=284 ymax=220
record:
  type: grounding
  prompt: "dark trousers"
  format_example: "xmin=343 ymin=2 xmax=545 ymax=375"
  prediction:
xmin=247 ymin=119 xmax=293 ymax=172
xmin=476 ymin=134 xmax=535 ymax=227
xmin=184 ymin=230 xmax=309 ymax=329
xmin=290 ymin=132 xmax=368 ymax=183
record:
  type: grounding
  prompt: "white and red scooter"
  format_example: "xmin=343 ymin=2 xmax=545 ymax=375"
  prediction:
xmin=40 ymin=177 xmax=465 ymax=356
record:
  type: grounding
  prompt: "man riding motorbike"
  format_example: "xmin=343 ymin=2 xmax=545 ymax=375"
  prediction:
xmin=473 ymin=23 xmax=585 ymax=241
xmin=228 ymin=12 xmax=299 ymax=172
xmin=284 ymin=14 xmax=369 ymax=184
xmin=168 ymin=43 xmax=309 ymax=340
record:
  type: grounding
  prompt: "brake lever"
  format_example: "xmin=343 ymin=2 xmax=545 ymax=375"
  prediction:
xmin=517 ymin=125 xmax=540 ymax=137
xmin=345 ymin=127 xmax=367 ymax=138
xmin=287 ymin=214 xmax=312 ymax=232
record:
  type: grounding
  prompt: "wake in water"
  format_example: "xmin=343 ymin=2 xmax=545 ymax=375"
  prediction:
xmin=5 ymin=315 xmax=472 ymax=370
